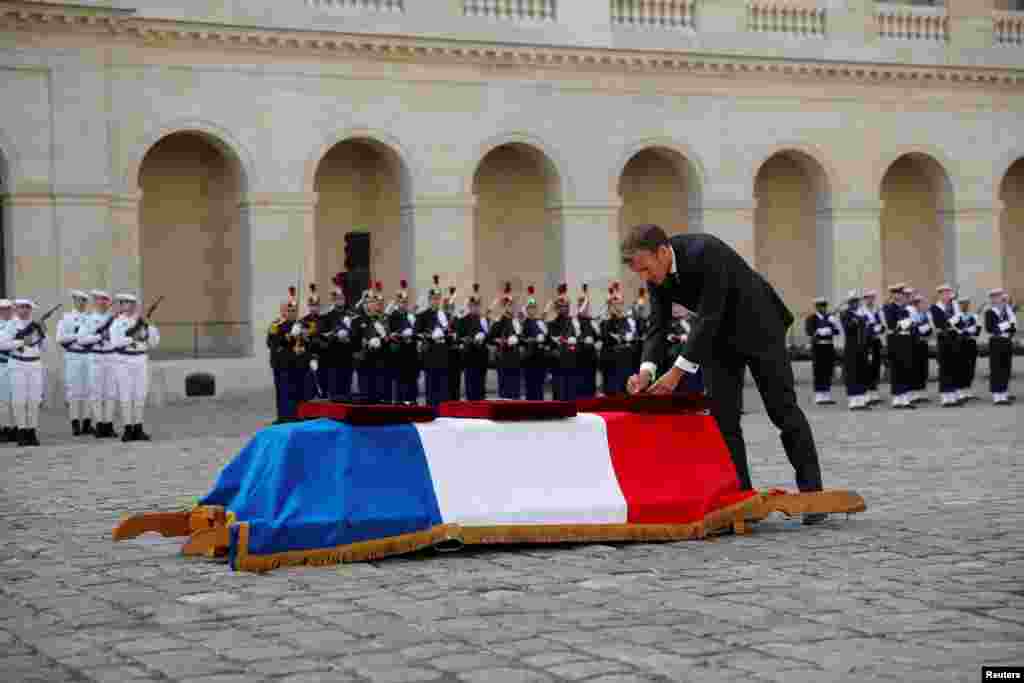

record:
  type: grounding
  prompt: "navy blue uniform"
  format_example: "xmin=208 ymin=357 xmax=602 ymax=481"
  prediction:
xmin=954 ymin=311 xmax=980 ymax=395
xmin=488 ymin=315 xmax=523 ymax=399
xmin=910 ymin=308 xmax=933 ymax=395
xmin=805 ymin=312 xmax=839 ymax=395
xmin=884 ymin=302 xmax=913 ymax=401
xmin=457 ymin=313 xmax=490 ymax=401
xmin=353 ymin=313 xmax=391 ymax=403
xmin=575 ymin=316 xmax=600 ymax=398
xmin=929 ymin=302 xmax=961 ymax=397
xmin=840 ymin=308 xmax=869 ymax=401
xmin=415 ymin=309 xmax=452 ymax=407
xmin=985 ymin=306 xmax=1016 ymax=396
xmin=521 ymin=317 xmax=548 ymax=400
xmin=389 ymin=309 xmax=420 ymax=403
xmin=599 ymin=316 xmax=631 ymax=396
xmin=547 ymin=315 xmax=579 ymax=402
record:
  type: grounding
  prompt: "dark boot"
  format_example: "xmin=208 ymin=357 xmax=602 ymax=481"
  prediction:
xmin=109 ymin=423 xmax=120 ymax=439
xmin=134 ymin=424 xmax=151 ymax=442
xmin=72 ymin=419 xmax=82 ymax=436
xmin=95 ymin=422 xmax=107 ymax=438
xmin=16 ymin=428 xmax=28 ymax=447
xmin=3 ymin=427 xmax=14 ymax=443
xmin=81 ymin=418 xmax=94 ymax=435
xmin=121 ymin=424 xmax=136 ymax=443
xmin=25 ymin=429 xmax=40 ymax=447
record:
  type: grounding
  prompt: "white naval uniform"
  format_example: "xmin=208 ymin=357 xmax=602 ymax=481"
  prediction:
xmin=0 ymin=319 xmax=15 ymax=426
xmin=56 ymin=310 xmax=90 ymax=420
xmin=109 ymin=314 xmax=160 ymax=426
xmin=0 ymin=319 xmax=47 ymax=430
xmin=80 ymin=311 xmax=119 ymax=423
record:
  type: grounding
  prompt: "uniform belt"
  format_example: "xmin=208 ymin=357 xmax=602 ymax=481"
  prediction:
xmin=814 ymin=340 xmax=835 ymax=345
xmin=64 ymin=348 xmax=89 ymax=354
xmin=10 ymin=355 xmax=40 ymax=362
xmin=91 ymin=349 xmax=113 ymax=354
xmin=117 ymin=350 xmax=148 ymax=356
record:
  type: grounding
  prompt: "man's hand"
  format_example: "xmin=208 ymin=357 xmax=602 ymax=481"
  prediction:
xmin=626 ymin=368 xmax=652 ymax=395
xmin=649 ymin=367 xmax=683 ymax=395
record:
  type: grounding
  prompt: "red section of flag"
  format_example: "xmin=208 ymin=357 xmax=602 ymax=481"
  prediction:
xmin=597 ymin=412 xmax=754 ymax=524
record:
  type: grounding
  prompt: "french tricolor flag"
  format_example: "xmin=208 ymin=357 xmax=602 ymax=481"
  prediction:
xmin=200 ymin=413 xmax=757 ymax=572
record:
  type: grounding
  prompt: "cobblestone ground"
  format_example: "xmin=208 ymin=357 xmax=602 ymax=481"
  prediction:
xmin=1 ymin=385 xmax=1022 ymax=683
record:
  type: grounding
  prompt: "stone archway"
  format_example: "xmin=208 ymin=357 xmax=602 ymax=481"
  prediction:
xmin=138 ymin=131 xmax=249 ymax=358
xmin=313 ymin=138 xmax=411 ymax=299
xmin=472 ymin=143 xmax=563 ymax=304
xmin=754 ymin=150 xmax=833 ymax=320
xmin=616 ymin=146 xmax=702 ymax=297
xmin=1000 ymin=158 xmax=1024 ymax=304
xmin=880 ymin=153 xmax=955 ymax=294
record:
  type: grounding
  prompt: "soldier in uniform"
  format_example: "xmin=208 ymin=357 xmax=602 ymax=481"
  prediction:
xmin=884 ymin=284 xmax=914 ymax=409
xmin=352 ymin=282 xmax=391 ymax=403
xmin=574 ymin=285 xmax=600 ymax=399
xmin=388 ymin=280 xmax=420 ymax=403
xmin=267 ymin=298 xmax=292 ymax=423
xmin=487 ymin=283 xmax=523 ymax=400
xmin=0 ymin=300 xmax=15 ymax=441
xmin=954 ymin=295 xmax=980 ymax=403
xmin=805 ymin=297 xmax=840 ymax=405
xmin=521 ymin=286 xmax=549 ymax=400
xmin=266 ymin=289 xmax=308 ymax=421
xmin=909 ymin=292 xmax=934 ymax=403
xmin=56 ymin=290 xmax=91 ymax=435
xmin=862 ymin=290 xmax=885 ymax=405
xmin=2 ymin=300 xmax=48 ymax=446
xmin=840 ymin=291 xmax=871 ymax=410
xmin=109 ymin=293 xmax=160 ymax=441
xmin=319 ymin=275 xmax=354 ymax=400
xmin=457 ymin=284 xmax=490 ymax=401
xmin=300 ymin=285 xmax=325 ymax=401
xmin=631 ymin=287 xmax=650 ymax=373
xmin=929 ymin=283 xmax=963 ymax=407
xmin=415 ymin=281 xmax=452 ymax=407
xmin=985 ymin=287 xmax=1016 ymax=405
xmin=82 ymin=290 xmax=120 ymax=438
xmin=599 ymin=284 xmax=631 ymax=396
xmin=444 ymin=285 xmax=462 ymax=401
xmin=547 ymin=283 xmax=579 ymax=402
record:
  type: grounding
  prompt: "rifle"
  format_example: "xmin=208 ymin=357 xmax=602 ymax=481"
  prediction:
xmin=125 ymin=295 xmax=165 ymax=338
xmin=15 ymin=303 xmax=62 ymax=340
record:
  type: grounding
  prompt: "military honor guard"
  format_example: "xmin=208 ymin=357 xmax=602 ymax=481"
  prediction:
xmin=547 ymin=283 xmax=579 ymax=402
xmin=319 ymin=275 xmax=354 ymax=400
xmin=909 ymin=292 xmax=934 ymax=403
xmin=630 ymin=287 xmax=649 ymax=373
xmin=488 ymin=283 xmax=523 ymax=399
xmin=388 ymin=280 xmax=420 ymax=403
xmin=598 ymin=284 xmax=631 ymax=396
xmin=521 ymin=286 xmax=548 ymax=400
xmin=883 ymin=285 xmax=914 ymax=409
xmin=954 ymin=295 xmax=980 ymax=402
xmin=108 ymin=293 xmax=160 ymax=441
xmin=83 ymin=290 xmax=120 ymax=437
xmin=56 ymin=290 xmax=92 ymax=434
xmin=300 ymin=285 xmax=325 ymax=401
xmin=414 ymin=278 xmax=452 ymax=407
xmin=861 ymin=290 xmax=885 ymax=405
xmin=267 ymin=300 xmax=293 ymax=422
xmin=0 ymin=300 xmax=16 ymax=441
xmin=929 ymin=284 xmax=964 ymax=407
xmin=840 ymin=291 xmax=871 ymax=410
xmin=457 ymin=284 xmax=490 ymax=401
xmin=574 ymin=284 xmax=600 ymax=399
xmin=444 ymin=285 xmax=462 ymax=402
xmin=353 ymin=282 xmax=392 ymax=403
xmin=805 ymin=297 xmax=840 ymax=405
xmin=985 ymin=288 xmax=1016 ymax=405
xmin=2 ymin=300 xmax=48 ymax=446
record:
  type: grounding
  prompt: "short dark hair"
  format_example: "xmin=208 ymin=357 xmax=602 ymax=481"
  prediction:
xmin=620 ymin=224 xmax=670 ymax=264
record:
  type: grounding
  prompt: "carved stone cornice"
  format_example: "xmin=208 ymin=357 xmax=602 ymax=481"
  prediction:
xmin=1 ymin=2 xmax=1022 ymax=88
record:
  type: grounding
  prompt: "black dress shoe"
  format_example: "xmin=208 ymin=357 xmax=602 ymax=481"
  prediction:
xmin=16 ymin=429 xmax=28 ymax=447
xmin=72 ymin=419 xmax=81 ymax=436
xmin=81 ymin=418 xmax=94 ymax=435
xmin=25 ymin=429 xmax=40 ymax=447
xmin=134 ymin=424 xmax=151 ymax=441
xmin=121 ymin=424 xmax=135 ymax=443
xmin=3 ymin=427 xmax=14 ymax=442
xmin=803 ymin=512 xmax=829 ymax=526
xmin=95 ymin=422 xmax=107 ymax=438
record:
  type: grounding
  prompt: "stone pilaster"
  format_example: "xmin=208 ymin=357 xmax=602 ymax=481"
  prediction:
xmin=402 ymin=194 xmax=476 ymax=301
xmin=831 ymin=200 xmax=883 ymax=303
xmin=3 ymin=191 xmax=59 ymax=302
xmin=556 ymin=202 xmax=622 ymax=297
xmin=55 ymin=191 xmax=115 ymax=294
xmin=949 ymin=0 xmax=996 ymax=50
xmin=954 ymin=199 xmax=1004 ymax=301
xmin=701 ymin=199 xmax=756 ymax=267
xmin=106 ymin=192 xmax=141 ymax=294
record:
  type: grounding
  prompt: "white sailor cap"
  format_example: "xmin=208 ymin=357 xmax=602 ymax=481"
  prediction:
xmin=864 ymin=289 xmax=878 ymax=298
xmin=988 ymin=288 xmax=1006 ymax=297
xmin=813 ymin=297 xmax=828 ymax=305
xmin=90 ymin=289 xmax=111 ymax=300
xmin=847 ymin=289 xmax=861 ymax=300
xmin=888 ymin=282 xmax=907 ymax=293
xmin=70 ymin=289 xmax=89 ymax=300
xmin=14 ymin=299 xmax=35 ymax=309
xmin=0 ymin=299 xmax=12 ymax=308
xmin=901 ymin=286 xmax=915 ymax=296
xmin=936 ymin=283 xmax=954 ymax=293
xmin=115 ymin=293 xmax=138 ymax=303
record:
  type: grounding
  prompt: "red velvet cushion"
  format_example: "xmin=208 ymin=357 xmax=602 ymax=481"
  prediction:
xmin=297 ymin=401 xmax=437 ymax=425
xmin=438 ymin=400 xmax=578 ymax=420
xmin=576 ymin=393 xmax=709 ymax=414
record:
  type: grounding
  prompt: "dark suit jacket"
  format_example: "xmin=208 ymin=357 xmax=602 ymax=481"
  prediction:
xmin=642 ymin=233 xmax=795 ymax=368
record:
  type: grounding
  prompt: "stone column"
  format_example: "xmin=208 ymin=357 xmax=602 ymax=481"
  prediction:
xmin=240 ymin=192 xmax=318 ymax=361
xmin=831 ymin=200 xmax=883 ymax=302
xmin=402 ymin=194 xmax=476 ymax=300
xmin=699 ymin=0 xmax=748 ymax=34
xmin=949 ymin=0 xmax=996 ymax=50
xmin=701 ymin=199 xmax=756 ymax=267
xmin=56 ymin=191 xmax=116 ymax=293
xmin=107 ymin=192 xmax=141 ymax=293
xmin=555 ymin=202 xmax=622 ymax=296
xmin=954 ymin=199 xmax=1004 ymax=301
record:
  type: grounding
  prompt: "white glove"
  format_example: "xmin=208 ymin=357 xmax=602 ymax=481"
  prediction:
xmin=584 ymin=336 xmax=594 ymax=345
xmin=432 ymin=328 xmax=443 ymax=341
xmin=873 ymin=324 xmax=883 ymax=334
xmin=12 ymin=339 xmax=24 ymax=350
xmin=625 ymin=333 xmax=634 ymax=342
xmin=337 ymin=329 xmax=349 ymax=340
xmin=568 ymin=337 xmax=577 ymax=345
xmin=310 ymin=359 xmax=319 ymax=372
xmin=536 ymin=333 xmax=544 ymax=343
xmin=474 ymin=332 xmax=485 ymax=342
xmin=828 ymin=315 xmax=839 ymax=326
xmin=290 ymin=323 xmax=302 ymax=337
xmin=369 ymin=337 xmax=381 ymax=349
xmin=999 ymin=321 xmax=1012 ymax=332
xmin=403 ymin=328 xmax=413 ymax=338
xmin=967 ymin=325 xmax=978 ymax=335
xmin=594 ymin=341 xmax=603 ymax=351
xmin=816 ymin=328 xmax=831 ymax=337
xmin=918 ymin=324 xmax=930 ymax=334
xmin=507 ymin=335 xmax=518 ymax=346
xmin=949 ymin=314 xmax=962 ymax=326
xmin=898 ymin=319 xmax=912 ymax=331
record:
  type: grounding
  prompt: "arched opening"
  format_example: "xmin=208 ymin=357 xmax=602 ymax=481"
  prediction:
xmin=314 ymin=138 xmax=410 ymax=298
xmin=754 ymin=150 xmax=832 ymax=335
xmin=1000 ymin=158 xmax=1024 ymax=304
xmin=138 ymin=131 xmax=249 ymax=359
xmin=472 ymin=143 xmax=562 ymax=303
xmin=616 ymin=147 xmax=701 ymax=295
xmin=880 ymin=153 xmax=954 ymax=295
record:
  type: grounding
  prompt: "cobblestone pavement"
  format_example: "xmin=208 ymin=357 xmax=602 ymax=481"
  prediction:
xmin=1 ymin=386 xmax=1022 ymax=683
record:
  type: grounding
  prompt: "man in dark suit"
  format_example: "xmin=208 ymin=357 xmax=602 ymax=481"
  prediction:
xmin=622 ymin=224 xmax=826 ymax=523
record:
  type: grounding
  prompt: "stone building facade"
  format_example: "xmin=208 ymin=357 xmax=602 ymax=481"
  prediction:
xmin=0 ymin=0 xmax=1022 ymax=397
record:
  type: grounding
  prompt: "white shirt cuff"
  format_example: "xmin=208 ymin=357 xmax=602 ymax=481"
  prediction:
xmin=639 ymin=362 xmax=658 ymax=379
xmin=674 ymin=356 xmax=700 ymax=374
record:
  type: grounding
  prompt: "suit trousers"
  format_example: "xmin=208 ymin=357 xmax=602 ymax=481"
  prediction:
xmin=463 ymin=366 xmax=487 ymax=401
xmin=936 ymin=334 xmax=959 ymax=393
xmin=497 ymin=368 xmax=522 ymax=400
xmin=703 ymin=349 xmax=823 ymax=492
xmin=523 ymin=367 xmax=545 ymax=400
xmin=957 ymin=339 xmax=978 ymax=390
xmin=989 ymin=338 xmax=1013 ymax=393
xmin=887 ymin=335 xmax=913 ymax=396
xmin=811 ymin=344 xmax=835 ymax=392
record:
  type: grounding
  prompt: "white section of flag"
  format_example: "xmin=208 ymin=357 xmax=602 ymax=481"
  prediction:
xmin=415 ymin=415 xmax=628 ymax=526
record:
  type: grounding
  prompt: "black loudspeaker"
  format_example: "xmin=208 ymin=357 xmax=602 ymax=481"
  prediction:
xmin=345 ymin=270 xmax=371 ymax=301
xmin=344 ymin=232 xmax=371 ymax=270
xmin=185 ymin=372 xmax=216 ymax=397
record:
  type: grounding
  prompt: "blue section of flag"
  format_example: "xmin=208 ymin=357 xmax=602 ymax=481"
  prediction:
xmin=200 ymin=418 xmax=443 ymax=559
